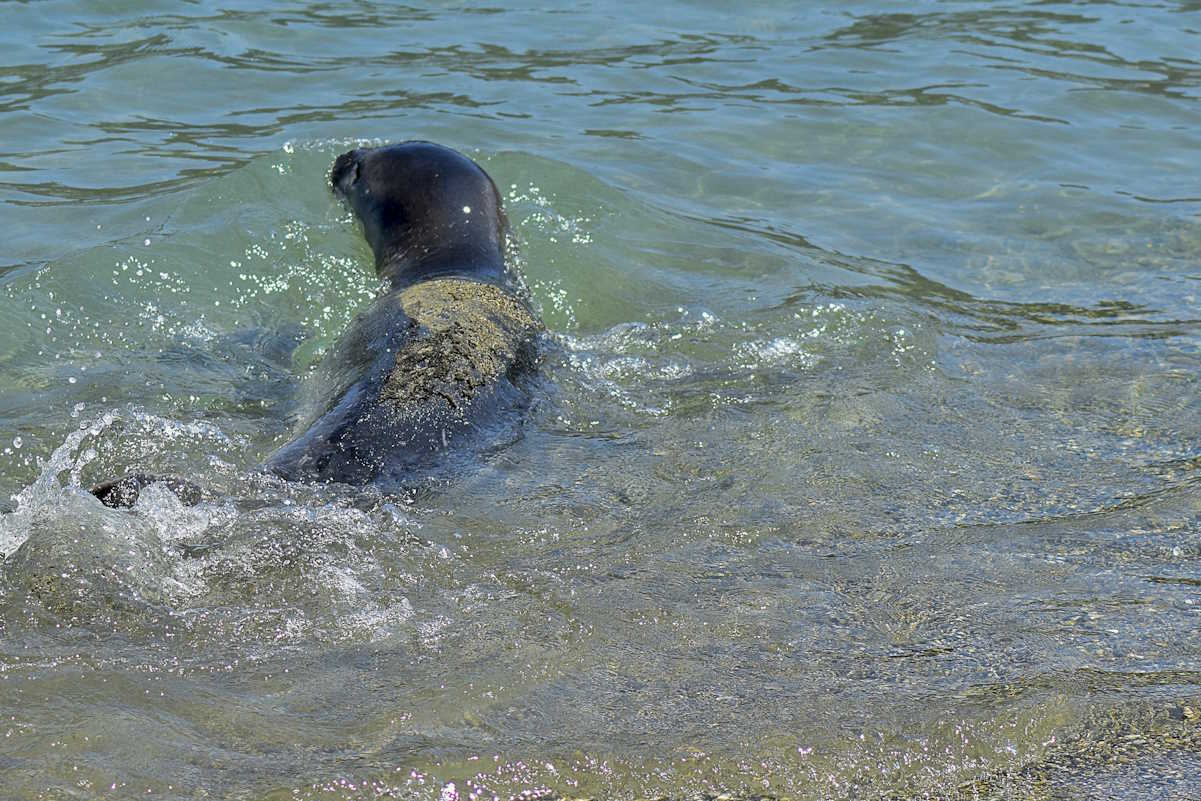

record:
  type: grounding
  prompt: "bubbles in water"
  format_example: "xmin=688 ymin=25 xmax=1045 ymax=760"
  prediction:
xmin=509 ymin=182 xmax=594 ymax=245
xmin=734 ymin=337 xmax=818 ymax=369
xmin=226 ymin=220 xmax=379 ymax=341
xmin=529 ymin=278 xmax=578 ymax=330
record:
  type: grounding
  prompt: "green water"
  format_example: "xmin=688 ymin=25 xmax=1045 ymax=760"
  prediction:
xmin=2 ymin=1 xmax=1201 ymax=799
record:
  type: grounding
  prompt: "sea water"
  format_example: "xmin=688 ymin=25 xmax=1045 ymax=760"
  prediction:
xmin=1 ymin=1 xmax=1200 ymax=799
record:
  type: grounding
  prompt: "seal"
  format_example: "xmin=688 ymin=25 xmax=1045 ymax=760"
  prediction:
xmin=93 ymin=141 xmax=544 ymax=505
xmin=262 ymin=141 xmax=544 ymax=486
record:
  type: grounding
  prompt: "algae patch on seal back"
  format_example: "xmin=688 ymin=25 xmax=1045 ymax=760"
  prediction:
xmin=385 ymin=278 xmax=543 ymax=416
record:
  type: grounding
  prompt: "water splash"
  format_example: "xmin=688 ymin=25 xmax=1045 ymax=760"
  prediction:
xmin=0 ymin=410 xmax=117 ymax=558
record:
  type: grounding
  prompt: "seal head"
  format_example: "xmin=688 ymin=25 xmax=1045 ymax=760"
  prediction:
xmin=331 ymin=141 xmax=509 ymax=289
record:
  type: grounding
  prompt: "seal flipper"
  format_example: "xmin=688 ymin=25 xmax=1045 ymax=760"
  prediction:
xmin=262 ymin=292 xmax=417 ymax=485
xmin=261 ymin=380 xmax=391 ymax=484
xmin=91 ymin=474 xmax=203 ymax=509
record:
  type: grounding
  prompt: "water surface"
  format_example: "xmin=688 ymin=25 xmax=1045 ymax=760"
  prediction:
xmin=2 ymin=1 xmax=1201 ymax=799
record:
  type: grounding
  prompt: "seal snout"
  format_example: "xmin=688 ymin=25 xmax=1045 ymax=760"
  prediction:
xmin=331 ymin=149 xmax=361 ymax=194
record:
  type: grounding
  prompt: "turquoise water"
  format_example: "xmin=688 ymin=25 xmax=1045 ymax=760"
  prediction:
xmin=2 ymin=1 xmax=1201 ymax=798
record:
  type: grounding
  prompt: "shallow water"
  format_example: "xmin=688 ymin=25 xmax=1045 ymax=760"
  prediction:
xmin=2 ymin=1 xmax=1201 ymax=799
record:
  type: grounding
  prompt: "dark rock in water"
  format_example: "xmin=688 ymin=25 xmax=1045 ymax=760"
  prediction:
xmin=92 ymin=474 xmax=204 ymax=509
